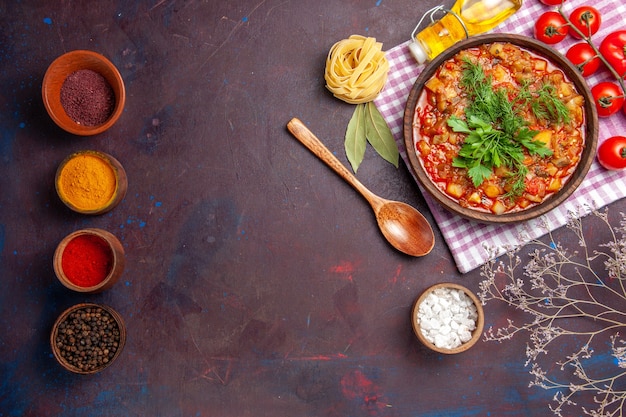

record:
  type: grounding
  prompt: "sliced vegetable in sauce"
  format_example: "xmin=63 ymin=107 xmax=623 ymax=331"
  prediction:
xmin=413 ymin=42 xmax=585 ymax=215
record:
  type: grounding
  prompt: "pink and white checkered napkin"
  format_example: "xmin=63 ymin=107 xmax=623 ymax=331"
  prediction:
xmin=373 ymin=0 xmax=626 ymax=273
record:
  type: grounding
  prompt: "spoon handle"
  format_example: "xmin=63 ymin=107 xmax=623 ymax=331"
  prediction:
xmin=287 ymin=118 xmax=380 ymax=208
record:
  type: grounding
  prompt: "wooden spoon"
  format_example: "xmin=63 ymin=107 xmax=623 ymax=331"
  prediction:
xmin=287 ymin=118 xmax=435 ymax=257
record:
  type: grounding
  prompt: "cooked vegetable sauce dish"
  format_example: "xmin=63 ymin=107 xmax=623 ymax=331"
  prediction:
xmin=412 ymin=42 xmax=586 ymax=215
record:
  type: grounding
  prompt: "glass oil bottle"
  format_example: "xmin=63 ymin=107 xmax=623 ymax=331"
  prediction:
xmin=409 ymin=0 xmax=523 ymax=64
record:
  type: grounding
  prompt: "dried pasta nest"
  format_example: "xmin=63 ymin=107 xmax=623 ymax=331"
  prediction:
xmin=324 ymin=35 xmax=389 ymax=104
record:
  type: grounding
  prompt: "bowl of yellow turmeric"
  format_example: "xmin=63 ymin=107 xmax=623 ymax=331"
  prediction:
xmin=55 ymin=150 xmax=128 ymax=215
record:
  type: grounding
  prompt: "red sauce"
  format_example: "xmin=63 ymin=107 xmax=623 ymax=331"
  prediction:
xmin=413 ymin=42 xmax=585 ymax=214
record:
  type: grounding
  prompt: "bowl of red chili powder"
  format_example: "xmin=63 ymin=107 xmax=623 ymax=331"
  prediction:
xmin=53 ymin=228 xmax=125 ymax=293
xmin=42 ymin=50 xmax=126 ymax=136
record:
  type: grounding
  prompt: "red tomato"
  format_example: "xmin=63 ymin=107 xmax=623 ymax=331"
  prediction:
xmin=569 ymin=6 xmax=601 ymax=39
xmin=597 ymin=136 xmax=626 ymax=170
xmin=600 ymin=30 xmax=626 ymax=78
xmin=539 ymin=0 xmax=565 ymax=5
xmin=524 ymin=177 xmax=546 ymax=197
xmin=534 ymin=11 xmax=568 ymax=44
xmin=591 ymin=82 xmax=625 ymax=117
xmin=566 ymin=43 xmax=601 ymax=77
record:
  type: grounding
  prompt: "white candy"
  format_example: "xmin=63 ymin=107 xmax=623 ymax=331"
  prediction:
xmin=417 ymin=287 xmax=478 ymax=349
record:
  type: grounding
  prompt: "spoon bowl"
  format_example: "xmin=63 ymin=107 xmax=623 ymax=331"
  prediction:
xmin=287 ymin=118 xmax=434 ymax=257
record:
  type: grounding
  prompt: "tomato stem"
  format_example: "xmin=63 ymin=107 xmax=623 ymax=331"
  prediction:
xmin=598 ymin=96 xmax=618 ymax=108
xmin=557 ymin=4 xmax=626 ymax=94
xmin=558 ymin=6 xmax=626 ymax=98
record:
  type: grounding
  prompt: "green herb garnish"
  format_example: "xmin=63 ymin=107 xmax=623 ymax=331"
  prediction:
xmin=517 ymin=81 xmax=571 ymax=125
xmin=449 ymin=58 xmax=568 ymax=194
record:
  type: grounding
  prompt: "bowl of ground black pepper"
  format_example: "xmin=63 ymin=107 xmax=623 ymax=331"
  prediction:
xmin=42 ymin=50 xmax=126 ymax=136
xmin=55 ymin=150 xmax=128 ymax=215
xmin=53 ymin=228 xmax=125 ymax=293
xmin=51 ymin=303 xmax=126 ymax=374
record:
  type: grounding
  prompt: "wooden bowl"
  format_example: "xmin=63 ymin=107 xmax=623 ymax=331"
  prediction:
xmin=50 ymin=303 xmax=126 ymax=374
xmin=403 ymin=34 xmax=598 ymax=223
xmin=42 ymin=50 xmax=126 ymax=136
xmin=411 ymin=283 xmax=484 ymax=354
xmin=53 ymin=228 xmax=125 ymax=293
xmin=55 ymin=150 xmax=128 ymax=215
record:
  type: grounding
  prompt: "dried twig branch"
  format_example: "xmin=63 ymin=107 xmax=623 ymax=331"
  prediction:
xmin=479 ymin=208 xmax=626 ymax=417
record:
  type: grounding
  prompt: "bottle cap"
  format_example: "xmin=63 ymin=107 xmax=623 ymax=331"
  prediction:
xmin=409 ymin=40 xmax=428 ymax=64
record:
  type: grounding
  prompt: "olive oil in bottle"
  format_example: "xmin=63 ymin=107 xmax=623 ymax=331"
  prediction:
xmin=409 ymin=0 xmax=522 ymax=64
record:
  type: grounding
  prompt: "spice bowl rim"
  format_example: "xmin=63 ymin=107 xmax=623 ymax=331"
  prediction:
xmin=50 ymin=302 xmax=126 ymax=374
xmin=53 ymin=228 xmax=125 ymax=293
xmin=55 ymin=149 xmax=128 ymax=215
xmin=411 ymin=282 xmax=484 ymax=354
xmin=42 ymin=49 xmax=126 ymax=136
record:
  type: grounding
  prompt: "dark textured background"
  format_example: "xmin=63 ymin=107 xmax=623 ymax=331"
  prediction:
xmin=1 ymin=1 xmax=623 ymax=416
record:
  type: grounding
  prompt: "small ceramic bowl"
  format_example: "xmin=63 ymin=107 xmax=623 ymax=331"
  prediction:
xmin=50 ymin=303 xmax=126 ymax=374
xmin=53 ymin=228 xmax=125 ymax=293
xmin=411 ymin=283 xmax=484 ymax=354
xmin=42 ymin=50 xmax=126 ymax=135
xmin=55 ymin=150 xmax=128 ymax=215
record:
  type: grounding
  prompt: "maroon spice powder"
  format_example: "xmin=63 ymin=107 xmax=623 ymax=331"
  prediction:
xmin=60 ymin=69 xmax=115 ymax=126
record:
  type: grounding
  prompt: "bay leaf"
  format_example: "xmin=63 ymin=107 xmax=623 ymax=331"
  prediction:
xmin=364 ymin=101 xmax=399 ymax=168
xmin=345 ymin=103 xmax=367 ymax=172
